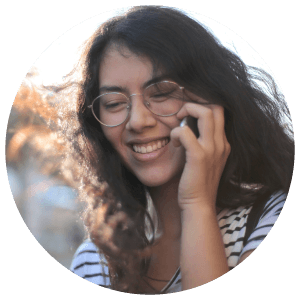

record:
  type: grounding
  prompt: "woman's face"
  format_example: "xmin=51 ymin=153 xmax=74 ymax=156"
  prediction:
xmin=99 ymin=46 xmax=186 ymax=187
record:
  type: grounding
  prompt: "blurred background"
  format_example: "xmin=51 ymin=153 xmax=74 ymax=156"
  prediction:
xmin=4 ymin=6 xmax=286 ymax=270
xmin=5 ymin=71 xmax=86 ymax=268
xmin=6 ymin=163 xmax=85 ymax=268
xmin=5 ymin=8 xmax=127 ymax=269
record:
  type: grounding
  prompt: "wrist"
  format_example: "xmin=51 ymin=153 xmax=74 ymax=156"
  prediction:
xmin=180 ymin=201 xmax=217 ymax=219
xmin=179 ymin=197 xmax=217 ymax=213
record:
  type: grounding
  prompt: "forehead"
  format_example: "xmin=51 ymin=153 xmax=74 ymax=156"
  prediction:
xmin=99 ymin=45 xmax=155 ymax=87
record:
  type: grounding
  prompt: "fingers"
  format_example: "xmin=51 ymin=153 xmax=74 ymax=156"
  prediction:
xmin=171 ymin=124 xmax=199 ymax=149
xmin=176 ymin=103 xmax=219 ymax=143
xmin=212 ymin=105 xmax=231 ymax=156
xmin=174 ymin=102 xmax=230 ymax=156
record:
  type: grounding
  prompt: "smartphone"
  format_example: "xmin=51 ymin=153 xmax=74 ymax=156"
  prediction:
xmin=180 ymin=117 xmax=199 ymax=137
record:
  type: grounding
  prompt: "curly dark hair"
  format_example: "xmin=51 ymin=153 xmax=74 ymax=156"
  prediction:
xmin=15 ymin=5 xmax=293 ymax=293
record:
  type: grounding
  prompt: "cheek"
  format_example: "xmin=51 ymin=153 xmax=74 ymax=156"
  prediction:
xmin=102 ymin=127 xmax=126 ymax=156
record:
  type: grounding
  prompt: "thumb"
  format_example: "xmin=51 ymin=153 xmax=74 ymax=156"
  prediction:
xmin=171 ymin=125 xmax=200 ymax=150
xmin=170 ymin=127 xmax=184 ymax=147
xmin=170 ymin=126 xmax=184 ymax=148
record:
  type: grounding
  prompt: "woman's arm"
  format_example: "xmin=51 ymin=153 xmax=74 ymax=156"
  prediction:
xmin=171 ymin=100 xmax=231 ymax=289
xmin=180 ymin=203 xmax=229 ymax=289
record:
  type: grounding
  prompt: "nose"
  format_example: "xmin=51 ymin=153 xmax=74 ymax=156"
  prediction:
xmin=125 ymin=94 xmax=157 ymax=132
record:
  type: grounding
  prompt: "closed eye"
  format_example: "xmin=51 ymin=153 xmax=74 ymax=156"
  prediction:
xmin=152 ymin=92 xmax=172 ymax=97
xmin=103 ymin=101 xmax=128 ymax=111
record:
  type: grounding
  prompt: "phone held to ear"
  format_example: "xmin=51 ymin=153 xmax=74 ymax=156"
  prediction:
xmin=180 ymin=117 xmax=199 ymax=137
xmin=180 ymin=117 xmax=188 ymax=128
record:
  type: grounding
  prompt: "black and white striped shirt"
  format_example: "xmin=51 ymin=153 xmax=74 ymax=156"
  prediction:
xmin=70 ymin=191 xmax=286 ymax=293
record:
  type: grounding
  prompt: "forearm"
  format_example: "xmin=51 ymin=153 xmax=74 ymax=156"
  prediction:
xmin=180 ymin=203 xmax=229 ymax=290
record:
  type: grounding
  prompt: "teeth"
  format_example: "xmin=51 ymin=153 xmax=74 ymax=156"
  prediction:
xmin=132 ymin=138 xmax=169 ymax=154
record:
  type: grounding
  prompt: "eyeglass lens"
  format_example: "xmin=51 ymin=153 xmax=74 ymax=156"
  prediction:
xmin=92 ymin=81 xmax=183 ymax=126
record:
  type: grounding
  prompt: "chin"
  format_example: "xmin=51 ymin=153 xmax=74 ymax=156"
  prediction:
xmin=142 ymin=178 xmax=168 ymax=188
xmin=136 ymin=167 xmax=182 ymax=188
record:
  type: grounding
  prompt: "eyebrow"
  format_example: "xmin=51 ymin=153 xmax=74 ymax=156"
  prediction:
xmin=98 ymin=75 xmax=169 ymax=94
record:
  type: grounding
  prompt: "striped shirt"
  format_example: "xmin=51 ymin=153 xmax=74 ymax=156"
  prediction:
xmin=70 ymin=191 xmax=286 ymax=293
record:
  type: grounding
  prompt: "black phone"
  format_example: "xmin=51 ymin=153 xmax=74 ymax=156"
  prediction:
xmin=180 ymin=117 xmax=199 ymax=137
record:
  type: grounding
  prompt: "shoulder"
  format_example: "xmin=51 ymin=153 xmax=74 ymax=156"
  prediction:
xmin=217 ymin=204 xmax=252 ymax=269
xmin=217 ymin=190 xmax=286 ymax=230
xmin=239 ymin=190 xmax=286 ymax=259
xmin=217 ymin=190 xmax=287 ymax=268
xmin=70 ymin=239 xmax=110 ymax=287
xmin=258 ymin=190 xmax=286 ymax=221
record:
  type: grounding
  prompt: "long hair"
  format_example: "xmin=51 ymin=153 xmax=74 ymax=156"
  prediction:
xmin=12 ymin=6 xmax=294 ymax=293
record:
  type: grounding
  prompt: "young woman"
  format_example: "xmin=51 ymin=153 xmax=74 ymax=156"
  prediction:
xmin=68 ymin=6 xmax=294 ymax=294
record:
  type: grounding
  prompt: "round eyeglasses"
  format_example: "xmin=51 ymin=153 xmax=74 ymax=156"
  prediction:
xmin=88 ymin=81 xmax=185 ymax=127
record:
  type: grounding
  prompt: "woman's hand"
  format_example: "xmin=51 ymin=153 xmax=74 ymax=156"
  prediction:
xmin=170 ymin=97 xmax=231 ymax=211
xmin=171 ymin=95 xmax=231 ymax=289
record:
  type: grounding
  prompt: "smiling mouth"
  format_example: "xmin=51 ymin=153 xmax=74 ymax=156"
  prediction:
xmin=132 ymin=138 xmax=170 ymax=154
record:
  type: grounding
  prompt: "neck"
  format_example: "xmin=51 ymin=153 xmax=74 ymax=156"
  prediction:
xmin=147 ymin=174 xmax=182 ymax=241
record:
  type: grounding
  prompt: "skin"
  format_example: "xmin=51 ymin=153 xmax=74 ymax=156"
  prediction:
xmin=99 ymin=45 xmax=248 ymax=291
xmin=99 ymin=46 xmax=186 ymax=189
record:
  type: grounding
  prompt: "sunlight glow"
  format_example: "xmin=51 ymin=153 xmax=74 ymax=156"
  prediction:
xmin=32 ymin=8 xmax=273 ymax=86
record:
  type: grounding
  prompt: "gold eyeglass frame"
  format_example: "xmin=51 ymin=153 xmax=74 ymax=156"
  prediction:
xmin=88 ymin=80 xmax=185 ymax=128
